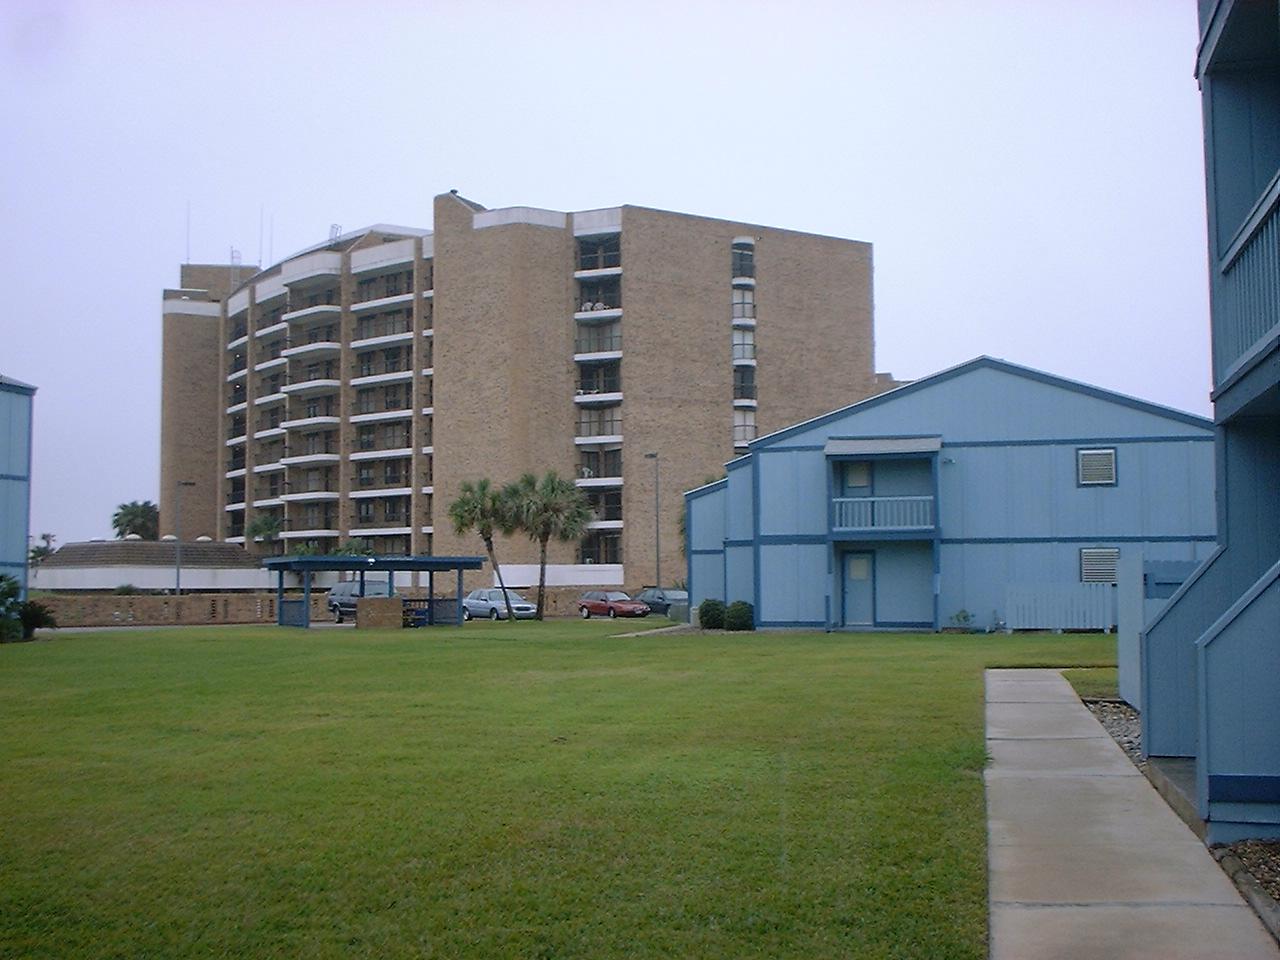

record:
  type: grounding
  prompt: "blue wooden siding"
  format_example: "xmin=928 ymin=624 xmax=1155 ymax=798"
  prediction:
xmin=0 ymin=387 xmax=34 ymax=597
xmin=759 ymin=543 xmax=827 ymax=624
xmin=868 ymin=542 xmax=933 ymax=625
xmin=758 ymin=449 xmax=827 ymax=537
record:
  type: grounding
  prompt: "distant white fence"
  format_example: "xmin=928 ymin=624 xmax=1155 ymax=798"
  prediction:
xmin=1004 ymin=583 xmax=1115 ymax=630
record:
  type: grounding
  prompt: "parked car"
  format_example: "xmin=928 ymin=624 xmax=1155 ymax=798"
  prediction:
xmin=633 ymin=587 xmax=689 ymax=616
xmin=577 ymin=590 xmax=651 ymax=619
xmin=463 ymin=588 xmax=537 ymax=621
xmin=327 ymin=580 xmax=396 ymax=622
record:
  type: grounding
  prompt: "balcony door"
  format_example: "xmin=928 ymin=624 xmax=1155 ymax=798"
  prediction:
xmin=843 ymin=552 xmax=874 ymax=626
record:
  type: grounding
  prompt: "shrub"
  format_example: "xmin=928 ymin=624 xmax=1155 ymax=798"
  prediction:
xmin=698 ymin=598 xmax=726 ymax=629
xmin=19 ymin=600 xmax=57 ymax=640
xmin=113 ymin=584 xmax=140 ymax=595
xmin=0 ymin=575 xmax=20 ymax=641
xmin=725 ymin=600 xmax=755 ymax=632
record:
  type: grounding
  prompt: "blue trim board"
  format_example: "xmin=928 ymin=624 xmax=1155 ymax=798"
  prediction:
xmin=939 ymin=535 xmax=1217 ymax=545
xmin=689 ymin=548 xmax=724 ymax=556
xmin=759 ymin=620 xmax=826 ymax=628
xmin=685 ymin=478 xmax=727 ymax=501
xmin=752 ymin=457 xmax=763 ymax=616
xmin=0 ymin=473 xmax=30 ymax=482
xmin=724 ymin=538 xmax=753 ymax=547
xmin=1196 ymin=555 xmax=1280 ymax=650
xmin=0 ymin=560 xmax=27 ymax=569
xmin=759 ymin=534 xmax=826 ymax=545
xmin=832 ymin=530 xmax=937 ymax=543
xmin=941 ymin=435 xmax=1213 ymax=448
xmin=749 ymin=356 xmax=1213 ymax=449
xmin=1208 ymin=776 xmax=1280 ymax=804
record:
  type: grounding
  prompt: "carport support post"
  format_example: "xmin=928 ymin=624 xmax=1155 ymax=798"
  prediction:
xmin=276 ymin=569 xmax=285 ymax=626
xmin=428 ymin=570 xmax=435 ymax=625
xmin=455 ymin=568 xmax=464 ymax=626
xmin=302 ymin=570 xmax=312 ymax=628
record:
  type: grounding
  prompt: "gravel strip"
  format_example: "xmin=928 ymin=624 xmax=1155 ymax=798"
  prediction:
xmin=1231 ymin=841 xmax=1280 ymax=904
xmin=1083 ymin=699 xmax=1146 ymax=770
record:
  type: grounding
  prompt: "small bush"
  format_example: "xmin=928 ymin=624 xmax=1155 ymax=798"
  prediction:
xmin=725 ymin=601 xmax=755 ymax=632
xmin=19 ymin=600 xmax=57 ymax=640
xmin=698 ymin=598 xmax=726 ymax=629
xmin=114 ymin=584 xmax=140 ymax=595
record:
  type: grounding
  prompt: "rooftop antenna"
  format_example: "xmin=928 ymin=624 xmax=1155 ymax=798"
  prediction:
xmin=329 ymin=223 xmax=342 ymax=242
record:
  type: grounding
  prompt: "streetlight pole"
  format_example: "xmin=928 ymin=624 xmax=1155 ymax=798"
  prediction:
xmin=644 ymin=452 xmax=660 ymax=587
xmin=175 ymin=480 xmax=195 ymax=595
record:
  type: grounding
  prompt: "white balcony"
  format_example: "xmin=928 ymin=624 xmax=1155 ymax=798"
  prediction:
xmin=283 ymin=304 xmax=341 ymax=324
xmin=350 ymin=370 xmax=412 ymax=388
xmin=280 ymin=250 xmax=342 ymax=286
xmin=226 ymin=367 xmax=247 ymax=383
xmin=573 ymin=307 xmax=623 ymax=323
xmin=351 ymin=292 xmax=414 ymax=314
xmin=573 ymin=350 xmax=622 ymax=364
xmin=419 ymin=525 xmax=434 ymax=535
xmin=225 ymin=467 xmax=247 ymax=480
xmin=254 ymin=427 xmax=286 ymax=441
xmin=350 ymin=447 xmax=414 ymax=461
xmin=574 ymin=433 xmax=623 ymax=446
xmin=281 ymin=378 xmax=341 ymax=397
xmin=574 ymin=391 xmax=623 ymax=406
xmin=224 ymin=535 xmax=246 ymax=545
xmin=254 ymin=356 xmax=287 ymax=372
xmin=732 ymin=316 xmax=756 ymax=330
xmin=732 ymin=276 xmax=756 ymax=288
xmin=351 ymin=237 xmax=417 ymax=274
xmin=350 ymin=408 xmax=414 ymax=425
xmin=280 ymin=452 xmax=340 ymax=466
xmin=225 ymin=434 xmax=247 ymax=447
xmin=254 ymin=392 xmax=287 ymax=407
xmin=280 ymin=491 xmax=341 ymax=503
xmin=280 ymin=528 xmax=341 ymax=539
xmin=227 ymin=334 xmax=248 ymax=351
xmin=281 ymin=415 xmax=341 ymax=430
xmin=587 ymin=519 xmax=624 ymax=531
xmin=420 ymin=445 xmax=434 ymax=455
xmin=281 ymin=341 xmax=341 ymax=359
xmin=420 ymin=406 xmax=434 ymax=416
xmin=350 ymin=486 xmax=413 ymax=499
xmin=575 ymin=476 xmax=624 ymax=489
xmin=350 ymin=331 xmax=413 ymax=350
xmin=573 ymin=266 xmax=622 ymax=281
xmin=352 ymin=526 xmax=413 ymax=536
xmin=225 ymin=401 xmax=248 ymax=415
xmin=420 ymin=485 xmax=434 ymax=495
xmin=256 ymin=321 xmax=288 ymax=339
xmin=420 ymin=367 xmax=433 ymax=377
xmin=732 ymin=357 xmax=757 ymax=368
xmin=253 ymin=461 xmax=286 ymax=474
xmin=733 ymin=398 xmax=758 ymax=409
xmin=253 ymin=497 xmax=284 ymax=508
xmin=224 ymin=501 xmax=247 ymax=512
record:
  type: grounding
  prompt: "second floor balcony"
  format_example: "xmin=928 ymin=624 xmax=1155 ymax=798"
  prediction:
xmin=831 ymin=495 xmax=936 ymax=537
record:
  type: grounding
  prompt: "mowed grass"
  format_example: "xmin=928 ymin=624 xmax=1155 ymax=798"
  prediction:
xmin=1061 ymin=666 xmax=1120 ymax=700
xmin=0 ymin=623 xmax=1114 ymax=959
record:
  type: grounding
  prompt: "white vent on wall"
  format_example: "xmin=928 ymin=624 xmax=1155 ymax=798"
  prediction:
xmin=1077 ymin=448 xmax=1117 ymax=486
xmin=1080 ymin=548 xmax=1121 ymax=583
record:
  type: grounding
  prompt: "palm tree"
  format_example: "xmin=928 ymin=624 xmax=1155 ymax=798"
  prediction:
xmin=28 ymin=532 xmax=55 ymax=565
xmin=112 ymin=501 xmax=159 ymax=540
xmin=448 ymin=478 xmax=518 ymax=621
xmin=507 ymin=471 xmax=591 ymax=620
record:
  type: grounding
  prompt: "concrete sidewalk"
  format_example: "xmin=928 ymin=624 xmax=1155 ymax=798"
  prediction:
xmin=986 ymin=668 xmax=1280 ymax=960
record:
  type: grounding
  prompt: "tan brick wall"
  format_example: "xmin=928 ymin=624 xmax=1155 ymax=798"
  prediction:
xmin=431 ymin=193 xmax=578 ymax=591
xmin=160 ymin=308 xmax=223 ymax=540
xmin=38 ymin=592 xmax=327 ymax=627
xmin=356 ymin=596 xmax=403 ymax=629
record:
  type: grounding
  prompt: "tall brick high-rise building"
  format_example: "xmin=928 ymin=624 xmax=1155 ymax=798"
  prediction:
xmin=160 ymin=191 xmax=878 ymax=592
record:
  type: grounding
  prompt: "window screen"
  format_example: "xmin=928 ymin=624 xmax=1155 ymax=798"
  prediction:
xmin=1078 ymin=448 xmax=1117 ymax=485
xmin=1080 ymin=548 xmax=1120 ymax=583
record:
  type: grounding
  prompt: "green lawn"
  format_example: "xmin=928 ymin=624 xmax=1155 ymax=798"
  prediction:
xmin=1061 ymin=666 xmax=1120 ymax=700
xmin=0 ymin=623 xmax=1114 ymax=959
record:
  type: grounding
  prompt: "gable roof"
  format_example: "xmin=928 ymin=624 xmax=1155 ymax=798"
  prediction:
xmin=41 ymin=540 xmax=261 ymax=569
xmin=753 ymin=356 xmax=1212 ymax=449
xmin=0 ymin=375 xmax=36 ymax=394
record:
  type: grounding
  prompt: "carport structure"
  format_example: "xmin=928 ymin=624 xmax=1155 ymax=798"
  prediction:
xmin=261 ymin=555 xmax=485 ymax=628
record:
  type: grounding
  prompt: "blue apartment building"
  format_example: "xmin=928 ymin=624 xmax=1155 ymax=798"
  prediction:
xmin=686 ymin=357 xmax=1215 ymax=632
xmin=1 ymin=375 xmax=36 ymax=599
xmin=1141 ymin=0 xmax=1280 ymax=842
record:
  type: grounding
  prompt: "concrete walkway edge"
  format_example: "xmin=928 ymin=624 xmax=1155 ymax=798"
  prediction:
xmin=985 ymin=668 xmax=1280 ymax=959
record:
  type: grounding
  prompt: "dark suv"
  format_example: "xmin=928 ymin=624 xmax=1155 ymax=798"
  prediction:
xmin=633 ymin=587 xmax=689 ymax=616
xmin=327 ymin=581 xmax=396 ymax=622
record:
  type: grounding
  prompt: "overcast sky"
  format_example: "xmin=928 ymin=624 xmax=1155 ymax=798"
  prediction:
xmin=2 ymin=0 xmax=1210 ymax=545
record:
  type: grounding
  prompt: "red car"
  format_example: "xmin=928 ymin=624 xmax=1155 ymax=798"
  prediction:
xmin=577 ymin=590 xmax=651 ymax=619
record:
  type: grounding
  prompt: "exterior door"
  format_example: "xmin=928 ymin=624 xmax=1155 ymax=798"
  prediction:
xmin=844 ymin=551 xmax=874 ymax=626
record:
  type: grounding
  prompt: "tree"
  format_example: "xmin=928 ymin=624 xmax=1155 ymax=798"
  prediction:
xmin=112 ymin=501 xmax=159 ymax=540
xmin=28 ymin=532 xmax=55 ymax=565
xmin=246 ymin=514 xmax=282 ymax=545
xmin=507 ymin=471 xmax=591 ymax=620
xmin=448 ymin=478 xmax=518 ymax=622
